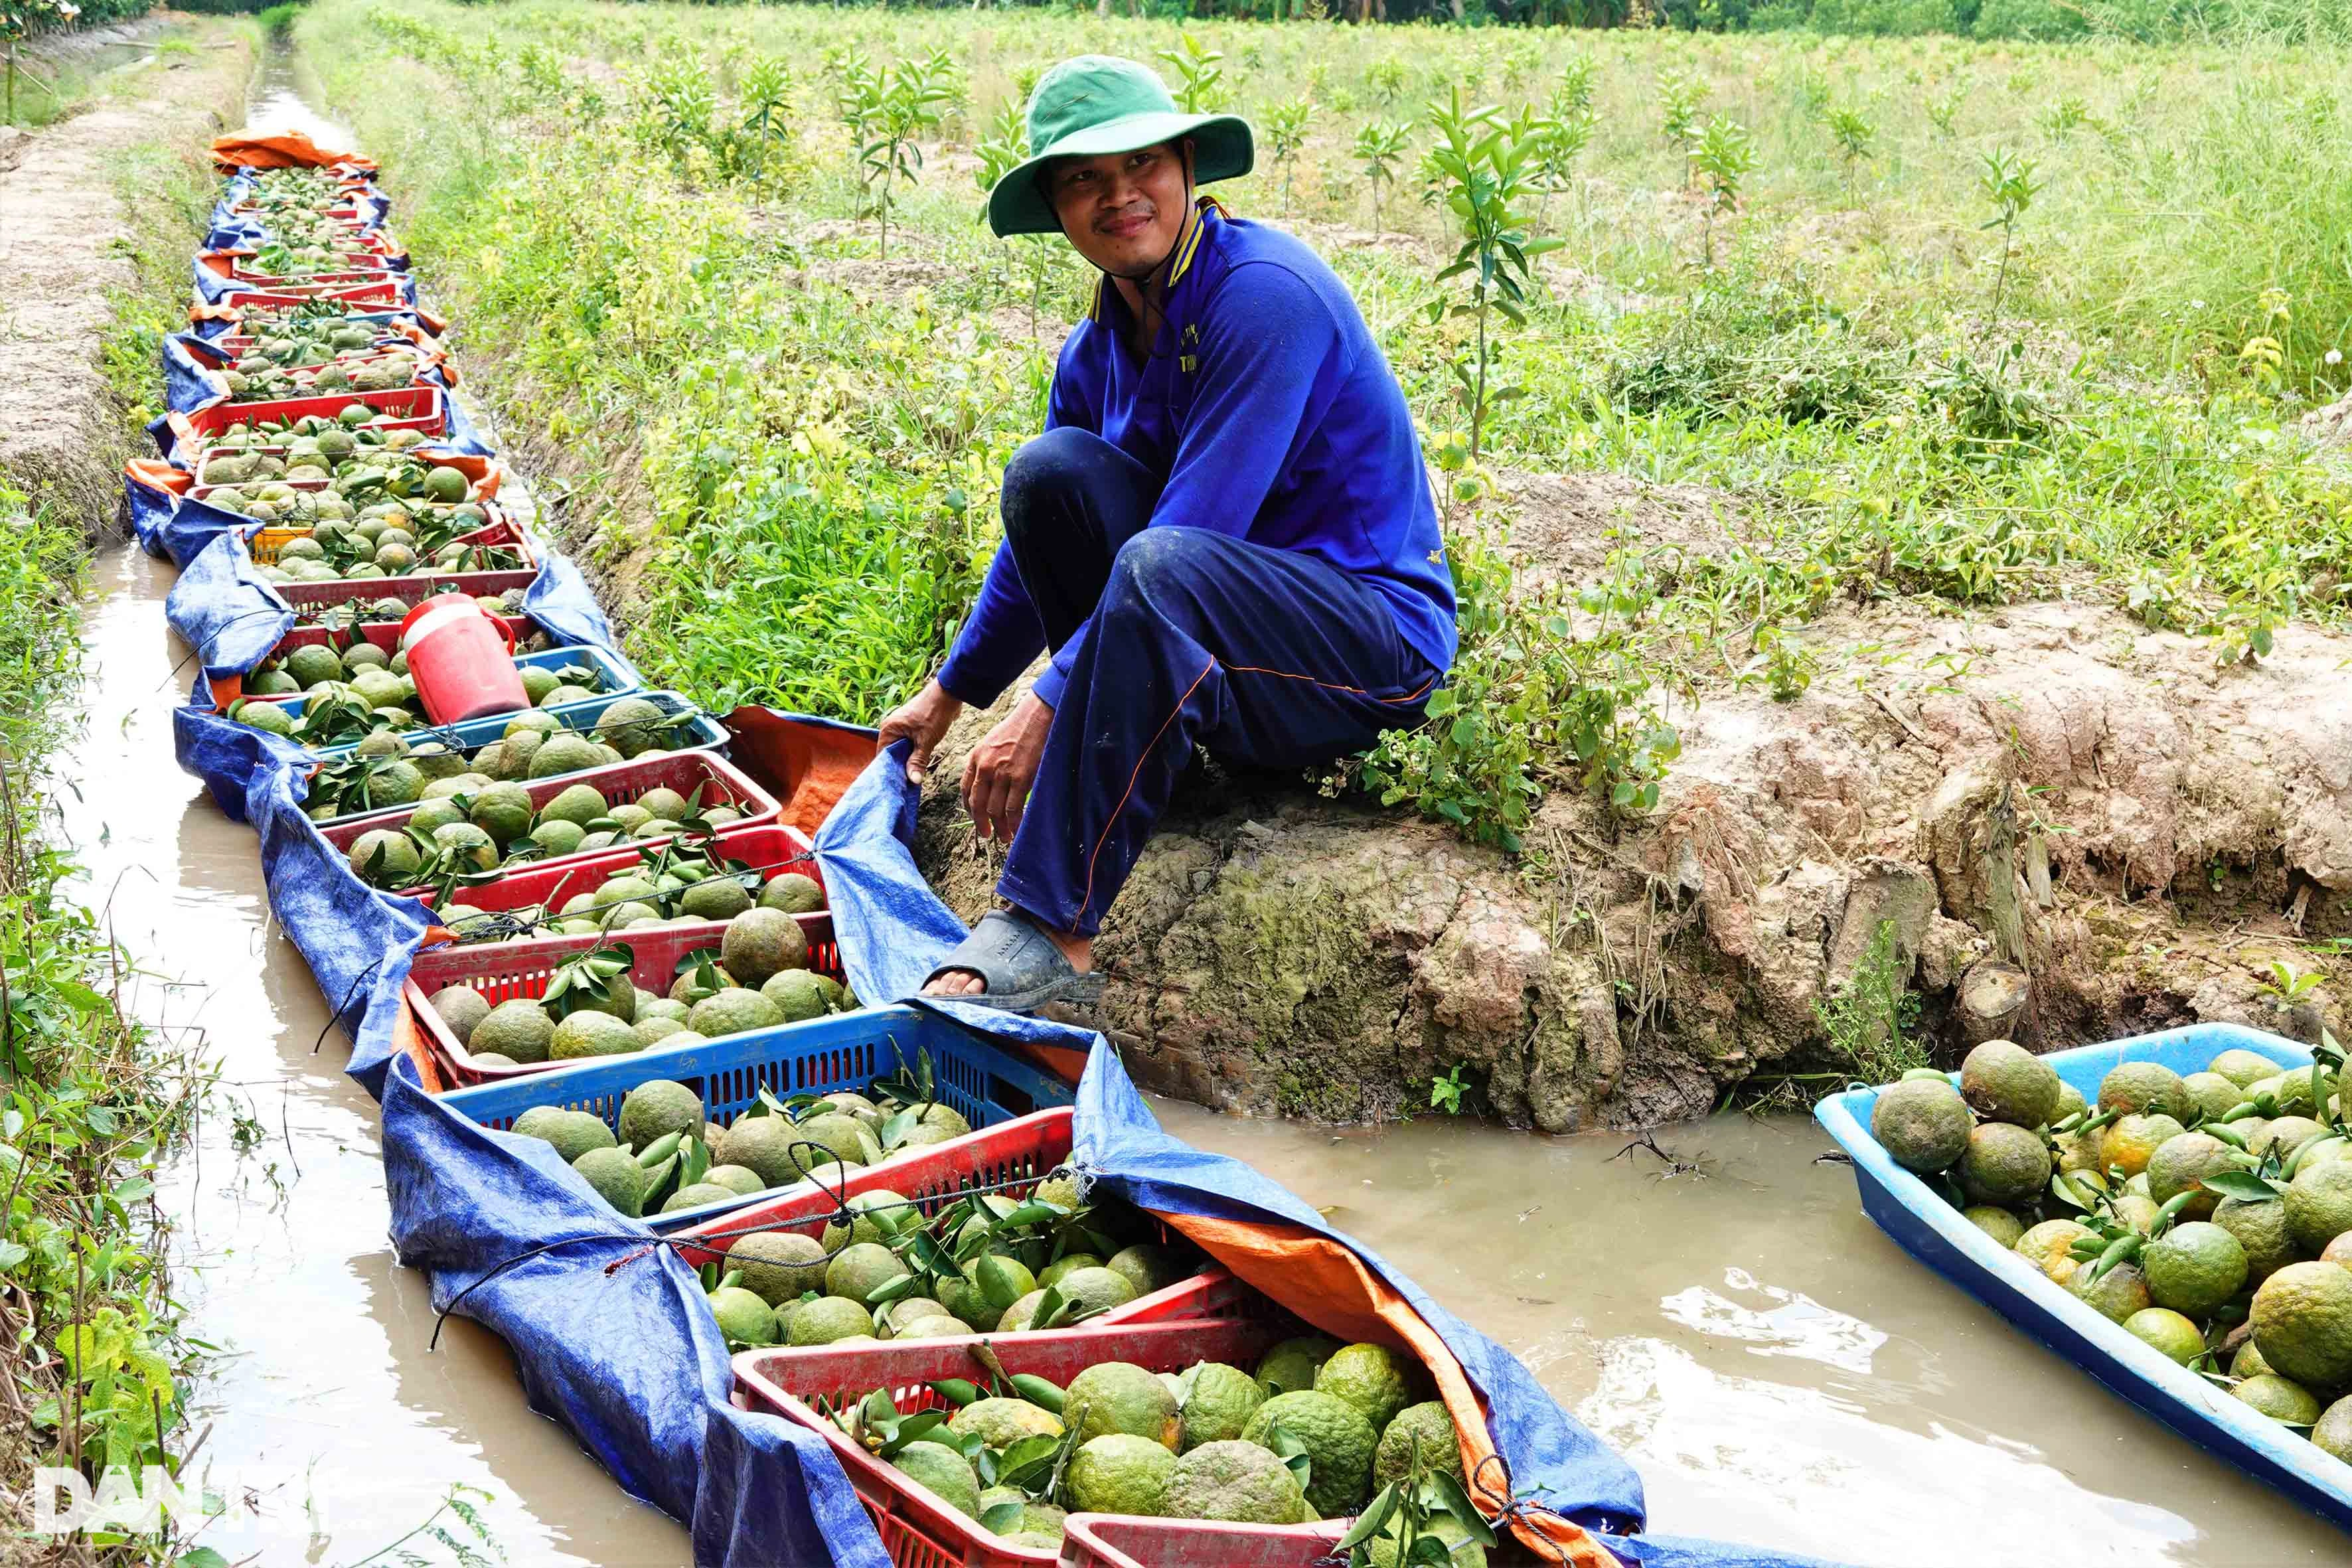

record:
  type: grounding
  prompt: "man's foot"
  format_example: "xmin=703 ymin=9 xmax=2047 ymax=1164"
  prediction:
xmin=923 ymin=907 xmax=1092 ymax=1000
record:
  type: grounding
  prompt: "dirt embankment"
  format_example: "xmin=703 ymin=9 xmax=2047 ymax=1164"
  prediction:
xmin=0 ymin=21 xmax=253 ymax=530
xmin=913 ymin=472 xmax=2352 ymax=1131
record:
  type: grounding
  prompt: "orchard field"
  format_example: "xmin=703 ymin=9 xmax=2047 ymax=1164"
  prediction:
xmin=294 ymin=0 xmax=2352 ymax=862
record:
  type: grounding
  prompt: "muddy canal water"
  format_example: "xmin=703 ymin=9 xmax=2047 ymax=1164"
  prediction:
xmin=51 ymin=56 xmax=2345 ymax=1568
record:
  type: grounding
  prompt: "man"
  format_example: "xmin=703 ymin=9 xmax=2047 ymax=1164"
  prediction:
xmin=878 ymin=54 xmax=1456 ymax=1008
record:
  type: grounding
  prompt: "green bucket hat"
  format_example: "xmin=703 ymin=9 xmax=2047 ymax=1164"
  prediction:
xmin=986 ymin=54 xmax=1253 ymax=239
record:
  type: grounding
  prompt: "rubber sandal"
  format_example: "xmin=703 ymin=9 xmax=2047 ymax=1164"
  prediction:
xmin=917 ymin=909 xmax=1104 ymax=1013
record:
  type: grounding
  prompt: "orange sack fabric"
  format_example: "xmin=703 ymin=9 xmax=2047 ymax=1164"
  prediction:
xmin=212 ymin=131 xmax=378 ymax=173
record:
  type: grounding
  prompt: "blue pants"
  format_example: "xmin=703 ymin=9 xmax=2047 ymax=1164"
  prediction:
xmin=998 ymin=428 xmax=1441 ymax=938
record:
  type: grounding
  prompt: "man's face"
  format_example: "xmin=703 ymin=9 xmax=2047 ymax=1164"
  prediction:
xmin=1047 ymin=140 xmax=1191 ymax=280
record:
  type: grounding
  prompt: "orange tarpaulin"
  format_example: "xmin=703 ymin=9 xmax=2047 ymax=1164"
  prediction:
xmin=211 ymin=131 xmax=377 ymax=173
xmin=720 ymin=708 xmax=875 ymax=840
xmin=390 ymin=945 xmax=449 ymax=1094
xmin=1158 ymin=1211 xmax=1618 ymax=1568
xmin=125 ymin=457 xmax=192 ymax=497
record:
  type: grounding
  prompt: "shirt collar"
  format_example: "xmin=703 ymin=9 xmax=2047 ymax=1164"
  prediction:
xmin=1086 ymin=196 xmax=1226 ymax=327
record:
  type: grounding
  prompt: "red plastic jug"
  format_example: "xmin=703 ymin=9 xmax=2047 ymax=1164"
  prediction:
xmin=398 ymin=595 xmax=528 ymax=725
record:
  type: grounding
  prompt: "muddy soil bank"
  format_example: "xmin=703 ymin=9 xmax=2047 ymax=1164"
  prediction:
xmin=0 ymin=18 xmax=249 ymax=524
xmin=915 ymin=505 xmax=2352 ymax=1130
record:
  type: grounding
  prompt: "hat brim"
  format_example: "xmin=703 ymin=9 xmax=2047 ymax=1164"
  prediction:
xmin=987 ymin=111 xmax=1253 ymax=238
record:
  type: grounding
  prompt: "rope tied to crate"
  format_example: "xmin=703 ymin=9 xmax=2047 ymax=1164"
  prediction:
xmin=1466 ymin=1452 xmax=1629 ymax=1564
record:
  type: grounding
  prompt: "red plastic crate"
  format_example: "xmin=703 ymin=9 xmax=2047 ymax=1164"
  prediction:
xmin=252 ymin=513 xmax=530 ymax=572
xmin=218 ymin=280 xmax=408 ymax=313
xmin=173 ymin=384 xmax=448 ymax=452
xmin=1060 ymin=1516 xmax=1346 ymax=1568
xmin=668 ymin=1105 xmax=1258 ymax=1322
xmin=211 ymin=327 xmax=407 ymax=357
xmin=203 ymin=252 xmax=404 ymax=289
xmin=229 ymin=200 xmax=364 ymax=224
xmin=322 ymin=749 xmax=782 ymax=882
xmin=191 ymin=432 xmax=477 ymax=473
xmin=219 ymin=270 xmax=402 ymax=298
xmin=209 ymin=353 xmax=430 ymax=405
xmin=418 ymin=822 xmax=820 ymax=925
xmin=404 ymin=912 xmax=841 ymax=1089
xmin=269 ymin=525 xmax=539 ymax=609
xmin=732 ymin=1317 xmax=1310 ymax=1568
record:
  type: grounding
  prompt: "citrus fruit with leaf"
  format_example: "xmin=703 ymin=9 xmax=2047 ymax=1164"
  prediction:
xmin=2142 ymin=1221 xmax=2247 ymax=1318
xmin=1241 ymin=1390 xmax=1375 ymax=1518
xmin=893 ymin=1440 xmax=982 ymax=1517
xmin=1375 ymin=1401 xmax=1464 ymax=1486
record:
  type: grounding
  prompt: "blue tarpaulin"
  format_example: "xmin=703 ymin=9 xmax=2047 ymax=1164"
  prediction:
xmin=145 ymin=386 xmax=501 ymax=467
xmin=801 ymin=751 xmax=1839 ymax=1567
xmin=162 ymin=528 xmax=291 ymax=680
xmin=127 ymin=463 xmax=250 ymax=568
xmin=164 ymin=630 xmax=1838 ymax=1565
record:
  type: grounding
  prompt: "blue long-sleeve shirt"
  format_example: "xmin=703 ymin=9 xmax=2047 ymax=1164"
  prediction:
xmin=938 ymin=200 xmax=1456 ymax=710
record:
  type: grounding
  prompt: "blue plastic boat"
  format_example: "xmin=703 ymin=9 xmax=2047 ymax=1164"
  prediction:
xmin=1816 ymin=1022 xmax=2352 ymax=1533
xmin=439 ymin=1005 xmax=1075 ymax=1233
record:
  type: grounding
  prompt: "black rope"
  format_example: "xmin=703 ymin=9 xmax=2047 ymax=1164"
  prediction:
xmin=311 ymin=951 xmax=389 ymax=1056
xmin=157 ymin=605 xmax=298 ymax=694
xmin=1464 ymin=1451 xmax=1636 ymax=1563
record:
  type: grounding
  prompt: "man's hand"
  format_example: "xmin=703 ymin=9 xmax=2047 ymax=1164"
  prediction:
xmin=874 ymin=679 xmax=964 ymax=785
xmin=963 ymin=690 xmax=1054 ymax=845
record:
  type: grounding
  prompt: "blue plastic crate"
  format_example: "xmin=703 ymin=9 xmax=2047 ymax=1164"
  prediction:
xmin=1815 ymin=1023 xmax=2352 ymax=1531
xmin=520 ymin=642 xmax=646 ymax=694
xmin=438 ymin=1005 xmax=1075 ymax=1233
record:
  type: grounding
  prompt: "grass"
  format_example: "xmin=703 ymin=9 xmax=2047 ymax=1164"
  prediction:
xmin=0 ymin=469 xmax=205 ymax=1559
xmin=295 ymin=0 xmax=2352 ymax=843
xmin=0 ymin=40 xmax=240 ymax=1556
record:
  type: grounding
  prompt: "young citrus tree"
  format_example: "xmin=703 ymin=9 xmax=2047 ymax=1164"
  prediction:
xmin=1266 ymin=96 xmax=1314 ymax=220
xmin=1424 ymin=89 xmax=1560 ymax=462
xmin=1687 ymin=116 xmax=1756 ymax=270
xmin=1352 ymin=119 xmax=1411 ymax=236
xmin=861 ymin=60 xmax=953 ymax=260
